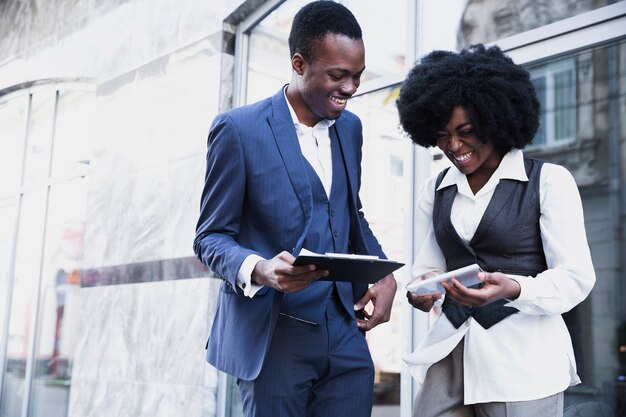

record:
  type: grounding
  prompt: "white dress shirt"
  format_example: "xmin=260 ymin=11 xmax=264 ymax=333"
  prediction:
xmin=236 ymin=88 xmax=335 ymax=297
xmin=403 ymin=149 xmax=596 ymax=404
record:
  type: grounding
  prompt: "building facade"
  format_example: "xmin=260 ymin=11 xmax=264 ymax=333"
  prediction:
xmin=0 ymin=1 xmax=624 ymax=416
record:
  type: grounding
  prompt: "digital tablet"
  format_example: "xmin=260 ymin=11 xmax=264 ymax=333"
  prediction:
xmin=405 ymin=264 xmax=483 ymax=295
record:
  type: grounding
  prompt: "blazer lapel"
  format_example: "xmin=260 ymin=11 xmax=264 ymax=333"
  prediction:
xmin=332 ymin=121 xmax=359 ymax=210
xmin=332 ymin=119 xmax=372 ymax=254
xmin=267 ymin=90 xmax=312 ymax=252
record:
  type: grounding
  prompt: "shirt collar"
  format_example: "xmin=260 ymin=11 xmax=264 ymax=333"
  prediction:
xmin=437 ymin=149 xmax=528 ymax=192
xmin=283 ymin=85 xmax=335 ymax=132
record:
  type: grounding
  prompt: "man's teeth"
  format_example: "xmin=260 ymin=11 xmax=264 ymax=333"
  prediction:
xmin=331 ymin=97 xmax=347 ymax=105
xmin=454 ymin=151 xmax=474 ymax=161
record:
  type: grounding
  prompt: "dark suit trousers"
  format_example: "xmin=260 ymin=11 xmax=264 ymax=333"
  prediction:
xmin=237 ymin=294 xmax=375 ymax=417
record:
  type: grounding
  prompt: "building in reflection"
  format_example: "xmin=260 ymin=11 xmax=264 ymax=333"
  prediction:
xmin=0 ymin=1 xmax=624 ymax=416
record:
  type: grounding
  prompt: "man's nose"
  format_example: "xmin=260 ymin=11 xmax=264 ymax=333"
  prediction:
xmin=340 ymin=80 xmax=358 ymax=95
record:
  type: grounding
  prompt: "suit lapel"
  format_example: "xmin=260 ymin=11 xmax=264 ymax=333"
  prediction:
xmin=332 ymin=121 xmax=358 ymax=204
xmin=267 ymin=91 xmax=312 ymax=251
xmin=332 ymin=119 xmax=370 ymax=255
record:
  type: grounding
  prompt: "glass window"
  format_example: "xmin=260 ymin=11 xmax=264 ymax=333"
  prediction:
xmin=524 ymin=37 xmax=626 ymax=415
xmin=0 ymin=199 xmax=17 ymax=366
xmin=0 ymin=82 xmax=93 ymax=417
xmin=51 ymin=90 xmax=95 ymax=180
xmin=457 ymin=0 xmax=617 ymax=49
xmin=532 ymin=76 xmax=547 ymax=146
xmin=0 ymin=94 xmax=28 ymax=197
xmin=245 ymin=0 xmax=409 ymax=104
xmin=245 ymin=0 xmax=298 ymax=104
xmin=0 ymin=189 xmax=47 ymax=417
xmin=28 ymin=178 xmax=86 ymax=417
xmin=420 ymin=0 xmax=468 ymax=52
xmin=529 ymin=59 xmax=577 ymax=147
xmin=22 ymin=91 xmax=56 ymax=188
xmin=340 ymin=0 xmax=407 ymax=80
xmin=348 ymin=86 xmax=413 ymax=413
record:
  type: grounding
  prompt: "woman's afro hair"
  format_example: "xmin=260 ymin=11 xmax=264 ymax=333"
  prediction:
xmin=396 ymin=44 xmax=540 ymax=152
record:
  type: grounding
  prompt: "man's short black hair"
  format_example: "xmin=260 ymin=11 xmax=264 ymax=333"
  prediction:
xmin=288 ymin=1 xmax=362 ymax=60
xmin=396 ymin=44 xmax=540 ymax=153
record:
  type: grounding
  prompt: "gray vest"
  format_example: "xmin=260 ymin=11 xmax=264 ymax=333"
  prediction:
xmin=434 ymin=157 xmax=547 ymax=329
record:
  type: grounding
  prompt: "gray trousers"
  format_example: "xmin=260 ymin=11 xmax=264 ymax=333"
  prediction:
xmin=412 ymin=338 xmax=564 ymax=417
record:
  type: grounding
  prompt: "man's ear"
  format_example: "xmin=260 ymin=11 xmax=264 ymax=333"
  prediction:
xmin=291 ymin=53 xmax=305 ymax=75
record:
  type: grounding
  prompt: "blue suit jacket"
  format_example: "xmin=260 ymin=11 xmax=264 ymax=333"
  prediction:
xmin=193 ymin=87 xmax=385 ymax=381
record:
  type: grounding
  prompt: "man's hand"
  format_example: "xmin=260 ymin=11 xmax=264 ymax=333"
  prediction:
xmin=354 ymin=274 xmax=397 ymax=331
xmin=441 ymin=271 xmax=521 ymax=307
xmin=251 ymin=251 xmax=328 ymax=293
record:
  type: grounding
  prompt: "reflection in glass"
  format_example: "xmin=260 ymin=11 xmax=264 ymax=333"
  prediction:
xmin=0 ymin=199 xmax=17 ymax=374
xmin=245 ymin=0 xmax=302 ymax=104
xmin=28 ymin=179 xmax=86 ymax=417
xmin=341 ymin=0 xmax=407 ymax=80
xmin=22 ymin=91 xmax=57 ymax=187
xmin=554 ymin=69 xmax=575 ymax=141
xmin=0 ymin=190 xmax=47 ymax=417
xmin=532 ymin=76 xmax=547 ymax=146
xmin=349 ymin=86 xmax=413 ymax=411
xmin=523 ymin=38 xmax=626 ymax=415
xmin=529 ymin=59 xmax=576 ymax=146
xmin=421 ymin=0 xmax=467 ymax=53
xmin=0 ymin=95 xmax=28 ymax=197
xmin=457 ymin=0 xmax=615 ymax=49
xmin=245 ymin=0 xmax=410 ymax=105
xmin=51 ymin=90 xmax=95 ymax=180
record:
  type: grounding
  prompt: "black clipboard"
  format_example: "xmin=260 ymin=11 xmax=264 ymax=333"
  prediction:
xmin=293 ymin=252 xmax=404 ymax=284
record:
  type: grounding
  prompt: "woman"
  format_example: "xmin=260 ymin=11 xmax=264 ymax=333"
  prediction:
xmin=396 ymin=44 xmax=595 ymax=417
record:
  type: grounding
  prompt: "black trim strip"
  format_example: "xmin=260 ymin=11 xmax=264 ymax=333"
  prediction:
xmin=80 ymin=256 xmax=214 ymax=287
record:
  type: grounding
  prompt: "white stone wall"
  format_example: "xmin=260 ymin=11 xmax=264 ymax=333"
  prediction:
xmin=67 ymin=278 xmax=221 ymax=417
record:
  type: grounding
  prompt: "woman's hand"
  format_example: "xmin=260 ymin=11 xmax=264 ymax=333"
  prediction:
xmin=441 ymin=271 xmax=521 ymax=307
xmin=406 ymin=292 xmax=441 ymax=312
xmin=405 ymin=271 xmax=441 ymax=312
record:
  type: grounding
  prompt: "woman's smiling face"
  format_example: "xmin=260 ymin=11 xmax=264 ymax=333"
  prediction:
xmin=436 ymin=106 xmax=504 ymax=188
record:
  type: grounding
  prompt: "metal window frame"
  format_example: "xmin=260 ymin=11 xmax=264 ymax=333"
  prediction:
xmin=529 ymin=58 xmax=577 ymax=147
xmin=0 ymin=79 xmax=94 ymax=417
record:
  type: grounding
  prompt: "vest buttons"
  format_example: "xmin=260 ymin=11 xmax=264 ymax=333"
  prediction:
xmin=334 ymin=231 xmax=339 ymax=238
xmin=330 ymin=209 xmax=335 ymax=217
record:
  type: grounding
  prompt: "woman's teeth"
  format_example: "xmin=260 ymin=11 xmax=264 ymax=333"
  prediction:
xmin=453 ymin=151 xmax=474 ymax=162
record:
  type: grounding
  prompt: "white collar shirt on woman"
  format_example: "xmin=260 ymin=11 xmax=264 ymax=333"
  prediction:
xmin=403 ymin=149 xmax=596 ymax=404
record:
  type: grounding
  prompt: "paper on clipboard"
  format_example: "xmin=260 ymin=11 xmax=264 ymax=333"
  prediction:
xmin=405 ymin=264 xmax=483 ymax=295
xmin=293 ymin=249 xmax=404 ymax=284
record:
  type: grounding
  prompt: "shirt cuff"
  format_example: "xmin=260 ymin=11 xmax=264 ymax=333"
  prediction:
xmin=504 ymin=274 xmax=545 ymax=314
xmin=237 ymin=254 xmax=265 ymax=297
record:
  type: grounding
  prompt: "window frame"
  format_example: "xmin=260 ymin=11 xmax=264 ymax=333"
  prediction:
xmin=0 ymin=79 xmax=94 ymax=417
xmin=529 ymin=57 xmax=577 ymax=148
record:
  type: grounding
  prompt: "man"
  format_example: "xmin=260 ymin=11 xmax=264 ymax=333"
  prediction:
xmin=193 ymin=2 xmax=397 ymax=416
